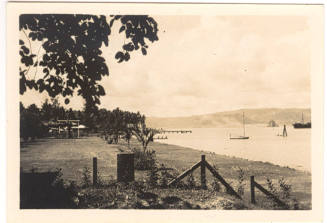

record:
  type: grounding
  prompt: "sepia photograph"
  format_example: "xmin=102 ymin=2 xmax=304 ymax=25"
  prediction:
xmin=6 ymin=2 xmax=324 ymax=223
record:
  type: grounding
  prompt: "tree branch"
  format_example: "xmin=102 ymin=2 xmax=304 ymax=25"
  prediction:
xmin=22 ymin=29 xmax=33 ymax=78
xmin=33 ymin=41 xmax=43 ymax=80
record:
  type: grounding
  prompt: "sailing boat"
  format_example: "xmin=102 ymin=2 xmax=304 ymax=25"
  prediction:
xmin=230 ymin=112 xmax=250 ymax=140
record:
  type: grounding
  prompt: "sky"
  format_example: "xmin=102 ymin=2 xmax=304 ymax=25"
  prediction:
xmin=20 ymin=15 xmax=311 ymax=117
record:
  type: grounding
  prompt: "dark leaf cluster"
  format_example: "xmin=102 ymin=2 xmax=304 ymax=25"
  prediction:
xmin=19 ymin=14 xmax=159 ymax=108
xmin=97 ymin=107 xmax=145 ymax=144
xmin=112 ymin=15 xmax=158 ymax=62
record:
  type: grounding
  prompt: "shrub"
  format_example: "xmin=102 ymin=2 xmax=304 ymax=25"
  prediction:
xmin=265 ymin=177 xmax=281 ymax=209
xmin=96 ymin=171 xmax=106 ymax=187
xmin=266 ymin=178 xmax=278 ymax=196
xmin=131 ymin=147 xmax=157 ymax=170
xmin=187 ymin=173 xmax=196 ymax=189
xmin=265 ymin=177 xmax=298 ymax=210
xmin=20 ymin=169 xmax=78 ymax=209
xmin=219 ymin=199 xmax=234 ymax=210
xmin=147 ymin=164 xmax=159 ymax=187
xmin=211 ymin=165 xmax=221 ymax=192
xmin=233 ymin=200 xmax=248 ymax=210
xmin=157 ymin=164 xmax=176 ymax=188
xmin=278 ymin=178 xmax=291 ymax=199
xmin=20 ymin=114 xmax=48 ymax=140
xmin=211 ymin=180 xmax=221 ymax=192
xmin=158 ymin=167 xmax=169 ymax=187
xmin=236 ymin=167 xmax=245 ymax=196
xmin=219 ymin=199 xmax=248 ymax=210
xmin=81 ymin=166 xmax=92 ymax=188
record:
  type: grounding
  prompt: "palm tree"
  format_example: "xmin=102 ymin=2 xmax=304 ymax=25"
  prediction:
xmin=132 ymin=122 xmax=155 ymax=153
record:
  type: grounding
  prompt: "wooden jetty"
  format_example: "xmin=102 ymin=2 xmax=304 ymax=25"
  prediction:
xmin=153 ymin=136 xmax=168 ymax=140
xmin=159 ymin=130 xmax=192 ymax=134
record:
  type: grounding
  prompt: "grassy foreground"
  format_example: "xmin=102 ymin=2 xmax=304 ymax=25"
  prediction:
xmin=20 ymin=136 xmax=311 ymax=209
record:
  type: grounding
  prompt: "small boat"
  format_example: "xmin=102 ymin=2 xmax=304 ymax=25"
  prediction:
xmin=230 ymin=112 xmax=250 ymax=140
xmin=230 ymin=135 xmax=249 ymax=140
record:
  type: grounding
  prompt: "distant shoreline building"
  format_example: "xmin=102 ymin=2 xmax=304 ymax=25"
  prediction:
xmin=267 ymin=120 xmax=279 ymax=127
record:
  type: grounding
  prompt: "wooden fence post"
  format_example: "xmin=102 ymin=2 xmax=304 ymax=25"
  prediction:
xmin=167 ymin=155 xmax=241 ymax=199
xmin=201 ymin=155 xmax=207 ymax=189
xmin=167 ymin=161 xmax=202 ymax=186
xmin=250 ymin=175 xmax=255 ymax=204
xmin=93 ymin=157 xmax=97 ymax=186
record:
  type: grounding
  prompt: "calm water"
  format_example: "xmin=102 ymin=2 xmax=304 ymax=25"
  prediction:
xmin=156 ymin=125 xmax=311 ymax=172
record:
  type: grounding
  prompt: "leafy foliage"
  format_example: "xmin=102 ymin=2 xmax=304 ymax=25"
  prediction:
xmin=20 ymin=103 xmax=48 ymax=141
xmin=81 ymin=167 xmax=92 ymax=188
xmin=278 ymin=178 xmax=292 ymax=200
xmin=266 ymin=177 xmax=278 ymax=198
xmin=131 ymin=147 xmax=157 ymax=171
xmin=186 ymin=173 xmax=196 ymax=189
xmin=265 ymin=177 xmax=300 ymax=210
xmin=131 ymin=121 xmax=155 ymax=152
xmin=236 ymin=167 xmax=245 ymax=196
xmin=20 ymin=169 xmax=79 ymax=208
xmin=97 ymin=107 xmax=145 ymax=143
xmin=40 ymin=98 xmax=71 ymax=121
xmin=211 ymin=164 xmax=221 ymax=192
xmin=147 ymin=163 xmax=159 ymax=187
xmin=157 ymin=164 xmax=176 ymax=188
xmin=19 ymin=14 xmax=159 ymax=108
xmin=20 ymin=97 xmax=149 ymax=140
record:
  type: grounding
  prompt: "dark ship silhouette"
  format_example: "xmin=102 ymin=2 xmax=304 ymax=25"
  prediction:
xmin=293 ymin=112 xmax=311 ymax=129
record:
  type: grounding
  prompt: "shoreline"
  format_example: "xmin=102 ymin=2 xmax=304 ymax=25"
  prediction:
xmin=20 ymin=136 xmax=311 ymax=183
xmin=151 ymin=125 xmax=311 ymax=172
xmin=153 ymin=140 xmax=311 ymax=174
xmin=142 ymin=139 xmax=311 ymax=181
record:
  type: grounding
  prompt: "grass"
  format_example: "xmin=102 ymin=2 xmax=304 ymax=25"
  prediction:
xmin=20 ymin=136 xmax=311 ymax=209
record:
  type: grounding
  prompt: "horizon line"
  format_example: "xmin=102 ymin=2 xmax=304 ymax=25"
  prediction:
xmin=147 ymin=107 xmax=311 ymax=119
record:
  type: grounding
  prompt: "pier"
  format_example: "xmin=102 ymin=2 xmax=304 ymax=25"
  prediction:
xmin=159 ymin=130 xmax=192 ymax=134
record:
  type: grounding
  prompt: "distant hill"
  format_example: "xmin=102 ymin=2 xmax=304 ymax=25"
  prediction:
xmin=146 ymin=108 xmax=311 ymax=128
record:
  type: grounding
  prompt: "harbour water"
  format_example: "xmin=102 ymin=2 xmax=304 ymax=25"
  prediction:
xmin=156 ymin=125 xmax=311 ymax=172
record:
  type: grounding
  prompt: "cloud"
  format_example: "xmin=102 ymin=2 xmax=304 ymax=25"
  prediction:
xmin=21 ymin=15 xmax=311 ymax=117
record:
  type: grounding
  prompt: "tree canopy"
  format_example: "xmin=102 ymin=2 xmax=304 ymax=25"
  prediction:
xmin=20 ymin=98 xmax=149 ymax=141
xmin=19 ymin=14 xmax=159 ymax=109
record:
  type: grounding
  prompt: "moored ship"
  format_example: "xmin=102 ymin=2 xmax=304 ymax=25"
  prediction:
xmin=293 ymin=122 xmax=311 ymax=128
xmin=293 ymin=113 xmax=311 ymax=128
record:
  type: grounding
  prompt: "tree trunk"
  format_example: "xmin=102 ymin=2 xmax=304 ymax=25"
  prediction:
xmin=143 ymin=143 xmax=146 ymax=153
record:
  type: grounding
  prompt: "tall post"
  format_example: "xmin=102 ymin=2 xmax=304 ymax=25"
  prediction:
xmin=93 ymin=157 xmax=97 ymax=186
xmin=77 ymin=120 xmax=80 ymax=138
xmin=243 ymin=112 xmax=245 ymax=137
xmin=201 ymin=155 xmax=207 ymax=189
xmin=250 ymin=176 xmax=255 ymax=204
xmin=283 ymin=124 xmax=287 ymax=137
xmin=117 ymin=153 xmax=135 ymax=182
